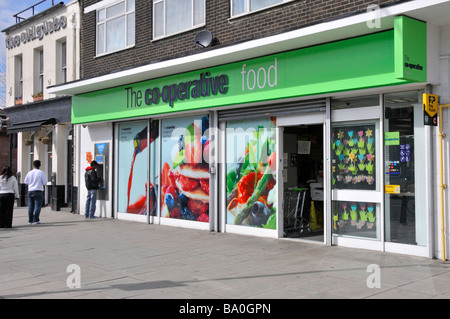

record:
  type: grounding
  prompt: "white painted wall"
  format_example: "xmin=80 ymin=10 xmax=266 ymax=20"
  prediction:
xmin=78 ymin=123 xmax=113 ymax=218
xmin=432 ymin=24 xmax=450 ymax=260
xmin=5 ymin=0 xmax=80 ymax=106
xmin=4 ymin=1 xmax=80 ymax=184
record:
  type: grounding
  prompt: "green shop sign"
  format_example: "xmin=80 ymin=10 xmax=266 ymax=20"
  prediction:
xmin=72 ymin=16 xmax=426 ymax=124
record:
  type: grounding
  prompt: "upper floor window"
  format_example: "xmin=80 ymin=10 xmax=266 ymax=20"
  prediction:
xmin=231 ymin=0 xmax=292 ymax=17
xmin=96 ymin=0 xmax=135 ymax=55
xmin=35 ymin=48 xmax=44 ymax=94
xmin=15 ymin=55 xmax=23 ymax=100
xmin=60 ymin=41 xmax=67 ymax=84
xmin=153 ymin=0 xmax=205 ymax=39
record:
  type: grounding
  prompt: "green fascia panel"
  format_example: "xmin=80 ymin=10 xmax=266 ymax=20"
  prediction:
xmin=394 ymin=16 xmax=427 ymax=82
xmin=72 ymin=18 xmax=427 ymax=124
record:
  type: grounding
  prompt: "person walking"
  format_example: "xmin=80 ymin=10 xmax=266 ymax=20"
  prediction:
xmin=0 ymin=166 xmax=20 ymax=228
xmin=24 ymin=160 xmax=47 ymax=225
xmin=85 ymin=160 xmax=102 ymax=219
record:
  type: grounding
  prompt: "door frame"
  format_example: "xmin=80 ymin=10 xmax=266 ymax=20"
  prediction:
xmin=330 ymin=104 xmax=384 ymax=251
xmin=277 ymin=106 xmax=331 ymax=245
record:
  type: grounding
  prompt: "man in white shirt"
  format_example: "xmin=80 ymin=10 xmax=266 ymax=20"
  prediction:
xmin=24 ymin=160 xmax=47 ymax=224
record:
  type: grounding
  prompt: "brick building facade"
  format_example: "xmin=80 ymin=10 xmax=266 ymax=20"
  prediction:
xmin=80 ymin=0 xmax=410 ymax=79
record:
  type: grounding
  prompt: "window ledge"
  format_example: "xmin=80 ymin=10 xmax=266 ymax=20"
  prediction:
xmin=228 ymin=0 xmax=295 ymax=21
xmin=151 ymin=23 xmax=206 ymax=42
xmin=95 ymin=44 xmax=135 ymax=59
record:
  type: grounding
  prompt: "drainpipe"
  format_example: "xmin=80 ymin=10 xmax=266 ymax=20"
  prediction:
xmin=439 ymin=103 xmax=450 ymax=261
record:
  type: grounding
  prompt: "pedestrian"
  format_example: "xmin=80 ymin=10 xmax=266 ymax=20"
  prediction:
xmin=0 ymin=166 xmax=20 ymax=228
xmin=85 ymin=160 xmax=102 ymax=219
xmin=24 ymin=160 xmax=47 ymax=225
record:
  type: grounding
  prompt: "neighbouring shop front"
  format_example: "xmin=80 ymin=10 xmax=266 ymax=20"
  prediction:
xmin=72 ymin=16 xmax=433 ymax=257
xmin=6 ymin=96 xmax=75 ymax=211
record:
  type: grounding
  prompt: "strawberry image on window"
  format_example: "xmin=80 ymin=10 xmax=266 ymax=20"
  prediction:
xmin=161 ymin=116 xmax=210 ymax=222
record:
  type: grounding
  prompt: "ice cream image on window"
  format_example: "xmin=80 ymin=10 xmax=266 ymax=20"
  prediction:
xmin=126 ymin=126 xmax=157 ymax=215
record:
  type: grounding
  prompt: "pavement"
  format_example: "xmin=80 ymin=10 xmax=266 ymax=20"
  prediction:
xmin=1 ymin=205 xmax=450 ymax=300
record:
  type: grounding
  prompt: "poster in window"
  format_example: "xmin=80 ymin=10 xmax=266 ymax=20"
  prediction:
xmin=331 ymin=124 xmax=376 ymax=190
xmin=118 ymin=121 xmax=155 ymax=215
xmin=160 ymin=115 xmax=210 ymax=222
xmin=225 ymin=118 xmax=277 ymax=229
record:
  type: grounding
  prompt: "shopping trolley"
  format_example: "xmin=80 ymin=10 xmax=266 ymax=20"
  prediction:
xmin=283 ymin=187 xmax=311 ymax=236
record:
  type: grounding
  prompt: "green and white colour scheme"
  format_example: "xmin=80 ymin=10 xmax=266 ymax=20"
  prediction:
xmin=49 ymin=5 xmax=450 ymax=261
xmin=72 ymin=16 xmax=427 ymax=124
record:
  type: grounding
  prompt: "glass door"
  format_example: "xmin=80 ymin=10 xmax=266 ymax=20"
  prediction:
xmin=330 ymin=102 xmax=383 ymax=250
xmin=383 ymin=91 xmax=429 ymax=257
xmin=277 ymin=111 xmax=328 ymax=244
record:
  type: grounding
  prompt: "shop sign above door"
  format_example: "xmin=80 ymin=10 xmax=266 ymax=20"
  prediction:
xmin=72 ymin=16 xmax=427 ymax=124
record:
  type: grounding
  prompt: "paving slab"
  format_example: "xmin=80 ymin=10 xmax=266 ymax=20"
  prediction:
xmin=1 ymin=205 xmax=450 ymax=300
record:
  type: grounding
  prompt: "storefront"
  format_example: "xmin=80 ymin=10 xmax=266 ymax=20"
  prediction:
xmin=66 ymin=16 xmax=433 ymax=257
xmin=3 ymin=0 xmax=80 ymax=211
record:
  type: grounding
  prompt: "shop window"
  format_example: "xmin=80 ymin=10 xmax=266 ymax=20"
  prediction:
xmin=153 ymin=0 xmax=205 ymax=39
xmin=117 ymin=121 xmax=150 ymax=215
xmin=331 ymin=123 xmax=376 ymax=191
xmin=332 ymin=201 xmax=380 ymax=240
xmin=384 ymin=90 xmax=426 ymax=246
xmin=225 ymin=118 xmax=277 ymax=229
xmin=96 ymin=0 xmax=135 ymax=55
xmin=231 ymin=0 xmax=292 ymax=17
xmin=160 ymin=115 xmax=210 ymax=222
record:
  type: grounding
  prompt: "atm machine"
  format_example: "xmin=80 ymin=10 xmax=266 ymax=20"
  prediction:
xmin=94 ymin=143 xmax=109 ymax=201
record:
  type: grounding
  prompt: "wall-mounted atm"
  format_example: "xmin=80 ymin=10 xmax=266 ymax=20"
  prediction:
xmin=94 ymin=142 xmax=109 ymax=200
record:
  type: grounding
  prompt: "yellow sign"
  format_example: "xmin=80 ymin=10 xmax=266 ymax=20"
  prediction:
xmin=385 ymin=185 xmax=401 ymax=194
xmin=423 ymin=93 xmax=439 ymax=117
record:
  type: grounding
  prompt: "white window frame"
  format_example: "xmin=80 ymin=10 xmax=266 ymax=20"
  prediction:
xmin=36 ymin=48 xmax=44 ymax=94
xmin=153 ymin=0 xmax=205 ymax=40
xmin=60 ymin=40 xmax=67 ymax=84
xmin=15 ymin=55 xmax=23 ymax=100
xmin=95 ymin=0 xmax=135 ymax=56
xmin=230 ymin=0 xmax=293 ymax=18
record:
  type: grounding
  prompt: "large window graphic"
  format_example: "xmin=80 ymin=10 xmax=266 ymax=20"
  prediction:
xmin=226 ymin=118 xmax=277 ymax=229
xmin=161 ymin=115 xmax=210 ymax=222
xmin=118 ymin=122 xmax=156 ymax=215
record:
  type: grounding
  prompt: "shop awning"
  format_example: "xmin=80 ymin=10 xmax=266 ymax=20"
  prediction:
xmin=5 ymin=96 xmax=72 ymax=133
xmin=7 ymin=118 xmax=57 ymax=133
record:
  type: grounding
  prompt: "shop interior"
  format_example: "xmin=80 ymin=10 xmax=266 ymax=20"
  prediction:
xmin=282 ymin=124 xmax=324 ymax=242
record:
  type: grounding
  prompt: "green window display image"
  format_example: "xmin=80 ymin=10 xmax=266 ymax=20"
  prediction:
xmin=331 ymin=124 xmax=376 ymax=190
xmin=226 ymin=118 xmax=277 ymax=229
